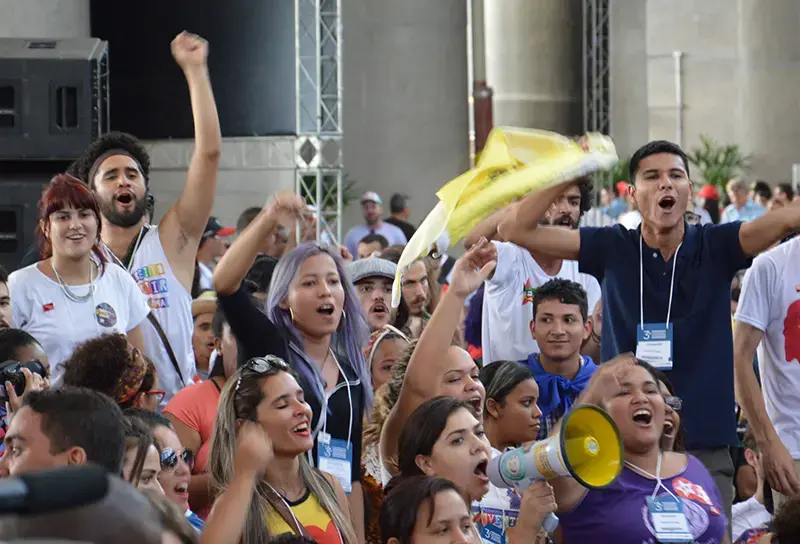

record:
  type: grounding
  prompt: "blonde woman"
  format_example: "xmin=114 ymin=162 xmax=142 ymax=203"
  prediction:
xmin=203 ymin=356 xmax=357 ymax=544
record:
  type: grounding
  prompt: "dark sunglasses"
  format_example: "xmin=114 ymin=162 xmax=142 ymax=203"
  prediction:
xmin=160 ymin=448 xmax=194 ymax=471
xmin=664 ymin=395 xmax=682 ymax=411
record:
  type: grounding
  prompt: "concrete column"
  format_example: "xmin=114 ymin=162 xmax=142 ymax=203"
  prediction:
xmin=484 ymin=0 xmax=582 ymax=134
xmin=342 ymin=0 xmax=470 ymax=228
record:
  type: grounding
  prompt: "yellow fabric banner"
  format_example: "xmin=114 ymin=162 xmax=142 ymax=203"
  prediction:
xmin=391 ymin=127 xmax=618 ymax=307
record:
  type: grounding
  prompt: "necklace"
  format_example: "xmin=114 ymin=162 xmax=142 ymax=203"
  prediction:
xmin=52 ymin=259 xmax=96 ymax=303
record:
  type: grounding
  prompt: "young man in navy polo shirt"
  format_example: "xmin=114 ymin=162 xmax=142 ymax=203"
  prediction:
xmin=498 ymin=140 xmax=800 ymax=532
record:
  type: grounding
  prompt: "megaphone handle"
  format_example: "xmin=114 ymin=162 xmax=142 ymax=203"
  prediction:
xmin=542 ymin=512 xmax=559 ymax=534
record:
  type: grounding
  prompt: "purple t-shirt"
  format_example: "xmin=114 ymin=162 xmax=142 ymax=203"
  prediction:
xmin=559 ymin=455 xmax=727 ymax=544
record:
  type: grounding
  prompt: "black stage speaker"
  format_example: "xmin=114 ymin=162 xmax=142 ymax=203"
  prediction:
xmin=0 ymin=38 xmax=109 ymax=161
xmin=0 ymin=175 xmax=51 ymax=271
xmin=90 ymin=0 xmax=295 ymax=139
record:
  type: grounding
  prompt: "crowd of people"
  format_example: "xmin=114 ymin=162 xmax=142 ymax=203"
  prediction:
xmin=0 ymin=31 xmax=798 ymax=544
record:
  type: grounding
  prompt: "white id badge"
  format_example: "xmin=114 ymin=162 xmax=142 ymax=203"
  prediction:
xmin=636 ymin=323 xmax=674 ymax=370
xmin=316 ymin=431 xmax=353 ymax=493
xmin=646 ymin=496 xmax=693 ymax=543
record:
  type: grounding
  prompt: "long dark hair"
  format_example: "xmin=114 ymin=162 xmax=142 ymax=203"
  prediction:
xmin=380 ymin=476 xmax=468 ymax=544
xmin=395 ymin=397 xmax=477 ymax=480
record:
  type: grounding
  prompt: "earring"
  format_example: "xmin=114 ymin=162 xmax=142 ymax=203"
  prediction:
xmin=289 ymin=308 xmax=295 ymax=322
xmin=341 ymin=309 xmax=347 ymax=321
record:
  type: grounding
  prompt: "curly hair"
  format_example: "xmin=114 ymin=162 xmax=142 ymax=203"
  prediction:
xmin=67 ymin=131 xmax=151 ymax=189
xmin=60 ymin=333 xmax=156 ymax=409
xmin=577 ymin=176 xmax=593 ymax=216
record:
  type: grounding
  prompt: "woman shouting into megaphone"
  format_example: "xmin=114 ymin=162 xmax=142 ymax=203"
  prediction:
xmin=379 ymin=240 xmax=559 ymax=544
xmin=551 ymin=356 xmax=729 ymax=544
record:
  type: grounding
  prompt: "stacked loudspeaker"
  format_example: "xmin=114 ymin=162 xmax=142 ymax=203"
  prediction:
xmin=0 ymin=38 xmax=108 ymax=270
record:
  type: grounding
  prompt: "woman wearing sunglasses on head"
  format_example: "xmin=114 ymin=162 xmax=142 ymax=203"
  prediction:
xmin=60 ymin=333 xmax=164 ymax=410
xmin=214 ymin=193 xmax=371 ymax=542
xmin=203 ymin=356 xmax=357 ymax=544
xmin=127 ymin=409 xmax=204 ymax=533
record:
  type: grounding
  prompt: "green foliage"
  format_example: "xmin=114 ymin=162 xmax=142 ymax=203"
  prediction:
xmin=686 ymin=136 xmax=752 ymax=189
xmin=608 ymin=156 xmax=631 ymax=184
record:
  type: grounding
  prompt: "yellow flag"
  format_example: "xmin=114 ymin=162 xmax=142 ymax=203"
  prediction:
xmin=391 ymin=127 xmax=618 ymax=307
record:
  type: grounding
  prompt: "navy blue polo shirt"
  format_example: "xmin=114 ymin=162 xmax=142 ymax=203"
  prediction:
xmin=579 ymin=222 xmax=752 ymax=450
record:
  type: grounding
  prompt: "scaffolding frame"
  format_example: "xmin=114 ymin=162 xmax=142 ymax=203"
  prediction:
xmin=294 ymin=0 xmax=344 ymax=243
xmin=582 ymin=0 xmax=611 ymax=136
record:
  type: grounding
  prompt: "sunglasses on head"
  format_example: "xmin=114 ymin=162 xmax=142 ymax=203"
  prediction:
xmin=236 ymin=356 xmax=291 ymax=391
xmin=160 ymin=447 xmax=194 ymax=471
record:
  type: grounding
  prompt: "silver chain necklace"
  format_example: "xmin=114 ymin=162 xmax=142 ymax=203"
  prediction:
xmin=52 ymin=259 xmax=96 ymax=303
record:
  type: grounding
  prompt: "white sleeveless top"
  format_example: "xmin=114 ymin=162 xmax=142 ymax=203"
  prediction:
xmin=108 ymin=226 xmax=195 ymax=401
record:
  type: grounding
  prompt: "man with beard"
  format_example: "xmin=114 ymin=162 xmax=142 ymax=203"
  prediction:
xmin=66 ymin=31 xmax=221 ymax=401
xmin=465 ymin=179 xmax=601 ymax=365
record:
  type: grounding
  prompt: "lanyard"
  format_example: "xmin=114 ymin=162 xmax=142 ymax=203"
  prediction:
xmin=320 ymin=351 xmax=354 ymax=447
xmin=104 ymin=227 xmax=146 ymax=273
xmin=639 ymin=236 xmax=681 ymax=330
xmin=625 ymin=452 xmax=681 ymax=501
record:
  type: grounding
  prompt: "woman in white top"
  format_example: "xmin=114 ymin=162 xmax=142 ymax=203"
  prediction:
xmin=8 ymin=174 xmax=150 ymax=381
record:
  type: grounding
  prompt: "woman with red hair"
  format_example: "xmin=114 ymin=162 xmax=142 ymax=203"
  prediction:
xmin=7 ymin=174 xmax=150 ymax=383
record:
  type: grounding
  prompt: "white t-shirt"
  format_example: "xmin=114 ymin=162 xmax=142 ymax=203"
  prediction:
xmin=481 ymin=242 xmax=601 ymax=364
xmin=8 ymin=261 xmax=150 ymax=382
xmin=731 ymin=496 xmax=771 ymax=542
xmin=735 ymin=236 xmax=800 ymax=458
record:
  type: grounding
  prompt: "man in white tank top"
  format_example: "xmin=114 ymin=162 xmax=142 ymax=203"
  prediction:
xmin=68 ymin=32 xmax=222 ymax=400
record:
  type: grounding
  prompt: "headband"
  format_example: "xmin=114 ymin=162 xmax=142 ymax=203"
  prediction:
xmin=113 ymin=345 xmax=149 ymax=405
xmin=87 ymin=149 xmax=146 ymax=187
xmin=364 ymin=325 xmax=410 ymax=366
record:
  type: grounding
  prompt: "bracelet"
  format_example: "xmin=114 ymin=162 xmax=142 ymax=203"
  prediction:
xmin=590 ymin=328 xmax=601 ymax=344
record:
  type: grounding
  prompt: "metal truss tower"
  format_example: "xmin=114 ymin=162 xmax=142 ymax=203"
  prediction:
xmin=582 ymin=0 xmax=611 ymax=190
xmin=582 ymin=0 xmax=610 ymax=136
xmin=294 ymin=0 xmax=344 ymax=243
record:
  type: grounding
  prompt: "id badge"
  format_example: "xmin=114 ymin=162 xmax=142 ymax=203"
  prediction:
xmin=636 ymin=323 xmax=674 ymax=370
xmin=646 ymin=495 xmax=692 ymax=543
xmin=316 ymin=431 xmax=353 ymax=493
xmin=473 ymin=507 xmax=516 ymax=544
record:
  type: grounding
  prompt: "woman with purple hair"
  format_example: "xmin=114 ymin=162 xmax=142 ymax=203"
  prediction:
xmin=213 ymin=193 xmax=370 ymax=542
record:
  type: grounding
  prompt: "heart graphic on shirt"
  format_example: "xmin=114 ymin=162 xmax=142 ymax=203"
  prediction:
xmin=306 ymin=520 xmax=340 ymax=544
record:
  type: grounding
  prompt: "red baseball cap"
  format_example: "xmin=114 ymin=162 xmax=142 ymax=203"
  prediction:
xmin=616 ymin=181 xmax=631 ymax=195
xmin=697 ymin=184 xmax=719 ymax=200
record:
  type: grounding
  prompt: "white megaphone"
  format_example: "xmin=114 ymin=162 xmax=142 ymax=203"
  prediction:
xmin=487 ymin=404 xmax=623 ymax=534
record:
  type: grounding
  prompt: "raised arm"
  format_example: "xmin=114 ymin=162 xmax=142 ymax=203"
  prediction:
xmin=463 ymin=204 xmax=514 ymax=249
xmin=213 ymin=193 xmax=306 ymax=295
xmin=159 ymin=32 xmax=222 ymax=275
xmin=380 ymin=239 xmax=496 ymax=469
xmin=739 ymin=201 xmax=800 ymax=256
xmin=497 ymin=184 xmax=581 ymax=260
